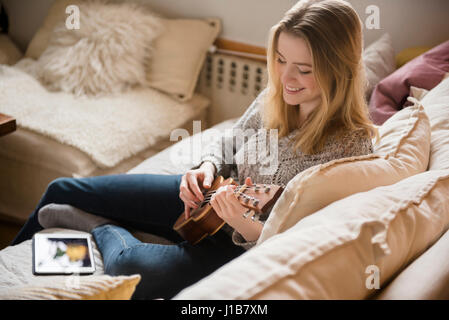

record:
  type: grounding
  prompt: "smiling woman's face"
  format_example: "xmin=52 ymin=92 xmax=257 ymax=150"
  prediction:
xmin=275 ymin=31 xmax=322 ymax=107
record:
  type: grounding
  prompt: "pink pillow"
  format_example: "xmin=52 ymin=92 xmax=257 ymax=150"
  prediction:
xmin=369 ymin=40 xmax=449 ymax=125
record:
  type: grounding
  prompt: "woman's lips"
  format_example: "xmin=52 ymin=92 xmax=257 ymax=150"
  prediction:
xmin=285 ymin=86 xmax=304 ymax=94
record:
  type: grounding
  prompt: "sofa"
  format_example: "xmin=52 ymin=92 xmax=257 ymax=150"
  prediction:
xmin=2 ymin=72 xmax=449 ymax=299
xmin=1 ymin=0 xmax=449 ymax=300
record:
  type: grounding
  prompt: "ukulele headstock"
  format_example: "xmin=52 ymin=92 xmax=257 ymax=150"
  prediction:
xmin=234 ymin=183 xmax=284 ymax=213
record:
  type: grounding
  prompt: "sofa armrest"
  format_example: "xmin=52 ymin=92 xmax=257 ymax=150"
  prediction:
xmin=0 ymin=34 xmax=22 ymax=65
xmin=374 ymin=228 xmax=449 ymax=300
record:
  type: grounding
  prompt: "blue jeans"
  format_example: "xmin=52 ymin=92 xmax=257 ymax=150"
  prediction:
xmin=12 ymin=174 xmax=245 ymax=299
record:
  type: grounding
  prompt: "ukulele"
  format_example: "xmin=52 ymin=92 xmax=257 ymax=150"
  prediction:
xmin=173 ymin=175 xmax=284 ymax=244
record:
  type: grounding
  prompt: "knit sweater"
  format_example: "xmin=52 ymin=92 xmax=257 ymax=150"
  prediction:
xmin=190 ymin=88 xmax=374 ymax=250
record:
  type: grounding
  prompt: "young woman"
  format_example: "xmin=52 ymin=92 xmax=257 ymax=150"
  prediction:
xmin=12 ymin=0 xmax=379 ymax=299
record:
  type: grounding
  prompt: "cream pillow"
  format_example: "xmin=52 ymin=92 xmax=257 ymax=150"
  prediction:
xmin=35 ymin=1 xmax=163 ymax=97
xmin=0 ymin=274 xmax=141 ymax=300
xmin=409 ymin=86 xmax=429 ymax=101
xmin=145 ymin=17 xmax=221 ymax=102
xmin=257 ymin=100 xmax=431 ymax=244
xmin=409 ymin=73 xmax=449 ymax=171
xmin=173 ymin=169 xmax=449 ymax=299
xmin=363 ymin=33 xmax=396 ymax=101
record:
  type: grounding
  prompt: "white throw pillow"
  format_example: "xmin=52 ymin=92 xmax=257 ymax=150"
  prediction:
xmin=35 ymin=1 xmax=163 ymax=97
xmin=363 ymin=33 xmax=396 ymax=101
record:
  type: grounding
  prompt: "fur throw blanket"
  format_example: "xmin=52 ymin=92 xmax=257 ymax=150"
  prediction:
xmin=0 ymin=63 xmax=208 ymax=168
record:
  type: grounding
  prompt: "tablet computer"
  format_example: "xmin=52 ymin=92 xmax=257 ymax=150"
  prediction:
xmin=32 ymin=233 xmax=96 ymax=275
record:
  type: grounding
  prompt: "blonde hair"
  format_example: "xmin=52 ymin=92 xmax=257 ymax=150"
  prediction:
xmin=262 ymin=0 xmax=380 ymax=155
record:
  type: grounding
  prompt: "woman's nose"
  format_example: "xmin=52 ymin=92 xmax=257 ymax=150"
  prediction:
xmin=281 ymin=65 xmax=297 ymax=83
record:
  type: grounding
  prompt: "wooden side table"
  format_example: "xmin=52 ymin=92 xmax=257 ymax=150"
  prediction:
xmin=0 ymin=113 xmax=16 ymax=137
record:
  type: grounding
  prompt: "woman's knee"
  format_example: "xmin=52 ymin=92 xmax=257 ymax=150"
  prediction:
xmin=103 ymin=247 xmax=143 ymax=277
xmin=47 ymin=177 xmax=74 ymax=192
xmin=44 ymin=177 xmax=80 ymax=201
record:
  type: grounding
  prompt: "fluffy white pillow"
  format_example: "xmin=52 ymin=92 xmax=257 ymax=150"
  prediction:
xmin=36 ymin=1 xmax=163 ymax=97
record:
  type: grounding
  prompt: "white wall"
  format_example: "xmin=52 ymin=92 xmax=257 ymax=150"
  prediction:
xmin=3 ymin=0 xmax=449 ymax=54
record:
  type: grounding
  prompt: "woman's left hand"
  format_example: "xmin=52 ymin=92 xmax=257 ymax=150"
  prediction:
xmin=209 ymin=177 xmax=253 ymax=229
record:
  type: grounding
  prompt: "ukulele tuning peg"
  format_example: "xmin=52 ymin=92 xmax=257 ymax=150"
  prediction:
xmin=264 ymin=186 xmax=271 ymax=193
xmin=242 ymin=209 xmax=252 ymax=219
xmin=252 ymin=199 xmax=259 ymax=206
xmin=251 ymin=213 xmax=260 ymax=222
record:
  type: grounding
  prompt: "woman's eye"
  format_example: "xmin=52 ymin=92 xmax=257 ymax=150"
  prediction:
xmin=276 ymin=57 xmax=285 ymax=64
xmin=277 ymin=57 xmax=311 ymax=74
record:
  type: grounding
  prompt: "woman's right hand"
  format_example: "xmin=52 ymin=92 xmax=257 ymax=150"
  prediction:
xmin=179 ymin=161 xmax=216 ymax=219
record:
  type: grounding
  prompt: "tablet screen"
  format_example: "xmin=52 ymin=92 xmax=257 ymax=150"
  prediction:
xmin=33 ymin=234 xmax=96 ymax=274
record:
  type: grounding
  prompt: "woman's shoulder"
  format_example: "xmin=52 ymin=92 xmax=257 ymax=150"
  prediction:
xmin=339 ymin=126 xmax=370 ymax=140
xmin=232 ymin=88 xmax=267 ymax=131
xmin=328 ymin=126 xmax=374 ymax=156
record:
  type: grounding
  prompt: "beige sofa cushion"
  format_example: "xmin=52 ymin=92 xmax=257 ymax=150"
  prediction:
xmin=410 ymin=74 xmax=449 ymax=170
xmin=257 ymin=100 xmax=431 ymax=244
xmin=374 ymin=227 xmax=449 ymax=300
xmin=146 ymin=17 xmax=221 ymax=102
xmin=173 ymin=169 xmax=449 ymax=299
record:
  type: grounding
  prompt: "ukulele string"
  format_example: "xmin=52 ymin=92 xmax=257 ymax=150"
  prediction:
xmin=199 ymin=185 xmax=264 ymax=204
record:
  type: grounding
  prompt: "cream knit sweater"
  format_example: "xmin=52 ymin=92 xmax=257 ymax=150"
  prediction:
xmin=191 ymin=88 xmax=374 ymax=250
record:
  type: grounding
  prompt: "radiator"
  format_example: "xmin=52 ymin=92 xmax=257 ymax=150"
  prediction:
xmin=196 ymin=52 xmax=268 ymax=128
